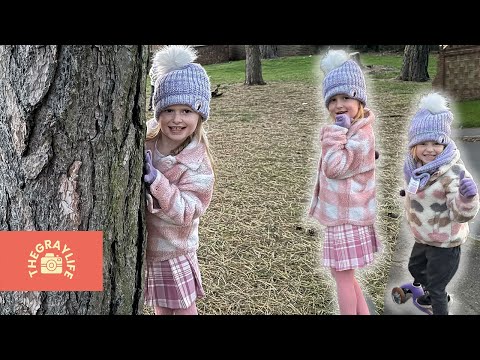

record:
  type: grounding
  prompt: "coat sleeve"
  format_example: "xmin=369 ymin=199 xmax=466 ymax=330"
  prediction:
xmin=147 ymin=161 xmax=214 ymax=226
xmin=445 ymin=168 xmax=480 ymax=223
xmin=321 ymin=124 xmax=375 ymax=180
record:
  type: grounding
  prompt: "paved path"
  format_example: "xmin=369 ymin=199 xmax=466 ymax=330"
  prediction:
xmin=383 ymin=128 xmax=480 ymax=315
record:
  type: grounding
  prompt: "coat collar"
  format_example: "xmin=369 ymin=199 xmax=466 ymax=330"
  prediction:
xmin=347 ymin=108 xmax=375 ymax=138
xmin=429 ymin=149 xmax=461 ymax=181
xmin=174 ymin=138 xmax=206 ymax=170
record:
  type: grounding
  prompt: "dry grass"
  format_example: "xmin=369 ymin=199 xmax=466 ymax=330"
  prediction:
xmin=143 ymin=71 xmax=433 ymax=315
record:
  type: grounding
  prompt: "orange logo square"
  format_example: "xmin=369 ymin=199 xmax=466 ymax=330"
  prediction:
xmin=0 ymin=231 xmax=103 ymax=291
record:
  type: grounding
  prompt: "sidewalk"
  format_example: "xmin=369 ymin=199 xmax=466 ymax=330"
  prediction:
xmin=452 ymin=127 xmax=480 ymax=139
xmin=382 ymin=128 xmax=480 ymax=315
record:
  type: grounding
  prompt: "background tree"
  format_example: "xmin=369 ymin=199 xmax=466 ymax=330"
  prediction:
xmin=0 ymin=45 xmax=148 ymax=315
xmin=245 ymin=45 xmax=266 ymax=85
xmin=260 ymin=45 xmax=278 ymax=59
xmin=398 ymin=45 xmax=430 ymax=82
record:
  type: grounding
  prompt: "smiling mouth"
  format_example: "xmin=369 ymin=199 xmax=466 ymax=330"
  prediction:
xmin=169 ymin=126 xmax=186 ymax=131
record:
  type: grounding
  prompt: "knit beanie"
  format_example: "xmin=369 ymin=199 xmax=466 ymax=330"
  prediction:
xmin=151 ymin=45 xmax=211 ymax=121
xmin=408 ymin=92 xmax=453 ymax=148
xmin=320 ymin=49 xmax=367 ymax=107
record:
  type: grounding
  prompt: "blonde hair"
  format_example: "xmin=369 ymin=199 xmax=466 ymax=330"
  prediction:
xmin=146 ymin=117 xmax=215 ymax=175
xmin=410 ymin=146 xmax=419 ymax=162
xmin=353 ymin=104 xmax=365 ymax=122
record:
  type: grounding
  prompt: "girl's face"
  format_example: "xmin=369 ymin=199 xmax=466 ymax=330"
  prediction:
xmin=328 ymin=95 xmax=361 ymax=120
xmin=158 ymin=104 xmax=201 ymax=148
xmin=415 ymin=141 xmax=445 ymax=164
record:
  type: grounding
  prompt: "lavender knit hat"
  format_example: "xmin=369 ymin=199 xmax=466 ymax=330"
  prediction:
xmin=321 ymin=50 xmax=367 ymax=107
xmin=151 ymin=45 xmax=211 ymax=121
xmin=408 ymin=92 xmax=453 ymax=148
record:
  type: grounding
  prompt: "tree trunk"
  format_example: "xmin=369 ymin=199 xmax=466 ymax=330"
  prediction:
xmin=0 ymin=45 xmax=148 ymax=315
xmin=398 ymin=45 xmax=430 ymax=82
xmin=260 ymin=45 xmax=278 ymax=59
xmin=245 ymin=45 xmax=266 ymax=85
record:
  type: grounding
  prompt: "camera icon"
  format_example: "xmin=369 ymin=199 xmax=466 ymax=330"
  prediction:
xmin=40 ymin=253 xmax=63 ymax=274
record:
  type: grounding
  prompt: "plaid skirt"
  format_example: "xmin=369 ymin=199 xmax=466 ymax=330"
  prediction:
xmin=323 ymin=224 xmax=380 ymax=271
xmin=144 ymin=252 xmax=205 ymax=309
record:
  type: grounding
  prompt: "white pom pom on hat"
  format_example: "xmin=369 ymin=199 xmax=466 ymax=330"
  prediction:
xmin=151 ymin=45 xmax=198 ymax=81
xmin=320 ymin=49 xmax=350 ymax=74
xmin=419 ymin=92 xmax=449 ymax=114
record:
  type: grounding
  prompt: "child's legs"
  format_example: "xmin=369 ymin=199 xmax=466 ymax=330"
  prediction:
xmin=331 ymin=269 xmax=358 ymax=315
xmin=154 ymin=306 xmax=174 ymax=315
xmin=408 ymin=242 xmax=428 ymax=286
xmin=174 ymin=302 xmax=198 ymax=315
xmin=353 ymin=277 xmax=370 ymax=315
xmin=426 ymin=245 xmax=461 ymax=315
xmin=154 ymin=303 xmax=198 ymax=315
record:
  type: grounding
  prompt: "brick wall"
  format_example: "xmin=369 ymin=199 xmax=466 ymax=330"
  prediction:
xmin=148 ymin=45 xmax=229 ymax=66
xmin=433 ymin=45 xmax=480 ymax=101
xmin=193 ymin=45 xmax=230 ymax=65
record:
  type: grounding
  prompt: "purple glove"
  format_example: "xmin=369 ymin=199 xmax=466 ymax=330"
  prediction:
xmin=459 ymin=171 xmax=478 ymax=198
xmin=144 ymin=150 xmax=157 ymax=185
xmin=335 ymin=114 xmax=351 ymax=129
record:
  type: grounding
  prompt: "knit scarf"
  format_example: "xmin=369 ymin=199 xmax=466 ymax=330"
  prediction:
xmin=404 ymin=141 xmax=457 ymax=191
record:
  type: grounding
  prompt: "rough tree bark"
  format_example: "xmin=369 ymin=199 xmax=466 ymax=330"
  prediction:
xmin=245 ymin=45 xmax=266 ymax=85
xmin=0 ymin=45 xmax=148 ymax=315
xmin=260 ymin=45 xmax=278 ymax=59
xmin=398 ymin=45 xmax=430 ymax=82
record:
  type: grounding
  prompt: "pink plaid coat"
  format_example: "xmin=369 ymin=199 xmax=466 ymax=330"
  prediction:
xmin=145 ymin=126 xmax=214 ymax=262
xmin=309 ymin=109 xmax=377 ymax=226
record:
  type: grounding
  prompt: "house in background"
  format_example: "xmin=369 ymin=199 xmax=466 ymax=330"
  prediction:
xmin=433 ymin=45 xmax=480 ymax=101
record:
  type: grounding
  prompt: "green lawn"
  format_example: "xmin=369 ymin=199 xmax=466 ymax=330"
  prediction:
xmin=206 ymin=55 xmax=318 ymax=85
xmin=361 ymin=53 xmax=438 ymax=80
xmin=455 ymin=100 xmax=480 ymax=128
xmin=202 ymin=52 xmax=479 ymax=128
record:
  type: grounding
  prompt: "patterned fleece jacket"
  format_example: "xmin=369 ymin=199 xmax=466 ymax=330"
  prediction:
xmin=404 ymin=150 xmax=479 ymax=248
xmin=309 ymin=109 xmax=376 ymax=226
xmin=145 ymin=126 xmax=214 ymax=261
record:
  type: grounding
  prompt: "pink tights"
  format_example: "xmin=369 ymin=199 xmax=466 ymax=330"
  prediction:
xmin=154 ymin=302 xmax=198 ymax=315
xmin=330 ymin=269 xmax=370 ymax=315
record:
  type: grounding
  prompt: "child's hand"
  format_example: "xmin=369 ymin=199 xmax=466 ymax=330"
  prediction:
xmin=144 ymin=150 xmax=157 ymax=185
xmin=459 ymin=171 xmax=478 ymax=198
xmin=335 ymin=114 xmax=351 ymax=129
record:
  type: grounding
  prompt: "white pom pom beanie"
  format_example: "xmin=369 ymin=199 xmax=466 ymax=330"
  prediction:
xmin=321 ymin=49 xmax=367 ymax=108
xmin=408 ymin=92 xmax=453 ymax=148
xmin=152 ymin=45 xmax=211 ymax=121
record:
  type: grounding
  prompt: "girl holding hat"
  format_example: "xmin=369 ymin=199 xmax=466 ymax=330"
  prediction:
xmin=309 ymin=49 xmax=381 ymax=315
xmin=401 ymin=92 xmax=479 ymax=315
xmin=143 ymin=45 xmax=215 ymax=315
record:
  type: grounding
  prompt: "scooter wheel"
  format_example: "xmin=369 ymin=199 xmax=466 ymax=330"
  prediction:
xmin=392 ymin=287 xmax=409 ymax=304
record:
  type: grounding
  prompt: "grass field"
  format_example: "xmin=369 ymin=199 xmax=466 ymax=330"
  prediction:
xmin=144 ymin=51 xmax=479 ymax=314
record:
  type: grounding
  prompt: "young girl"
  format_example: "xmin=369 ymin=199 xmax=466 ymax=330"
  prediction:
xmin=309 ymin=49 xmax=380 ymax=315
xmin=401 ymin=92 xmax=479 ymax=315
xmin=143 ymin=45 xmax=215 ymax=315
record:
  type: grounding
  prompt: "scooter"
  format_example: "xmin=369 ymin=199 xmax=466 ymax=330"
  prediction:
xmin=391 ymin=283 xmax=432 ymax=315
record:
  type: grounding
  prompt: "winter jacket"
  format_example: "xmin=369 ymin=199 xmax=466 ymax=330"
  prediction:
xmin=145 ymin=123 xmax=214 ymax=261
xmin=309 ymin=109 xmax=376 ymax=226
xmin=404 ymin=150 xmax=479 ymax=248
